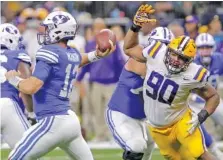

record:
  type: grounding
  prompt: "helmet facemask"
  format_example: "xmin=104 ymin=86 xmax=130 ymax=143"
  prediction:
xmin=37 ymin=24 xmax=56 ymax=45
xmin=164 ymin=48 xmax=193 ymax=74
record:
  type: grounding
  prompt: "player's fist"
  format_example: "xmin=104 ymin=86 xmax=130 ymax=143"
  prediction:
xmin=95 ymin=41 xmax=116 ymax=58
xmin=5 ymin=70 xmax=20 ymax=80
xmin=133 ymin=4 xmax=156 ymax=27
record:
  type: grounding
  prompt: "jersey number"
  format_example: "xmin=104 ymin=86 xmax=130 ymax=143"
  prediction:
xmin=59 ymin=64 xmax=78 ymax=98
xmin=146 ymin=71 xmax=179 ymax=105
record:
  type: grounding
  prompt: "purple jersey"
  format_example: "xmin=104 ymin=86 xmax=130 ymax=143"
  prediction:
xmin=108 ymin=67 xmax=146 ymax=119
xmin=32 ymin=44 xmax=81 ymax=119
xmin=1 ymin=49 xmax=31 ymax=111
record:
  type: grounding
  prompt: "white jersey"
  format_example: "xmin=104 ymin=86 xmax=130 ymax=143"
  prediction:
xmin=142 ymin=40 xmax=209 ymax=128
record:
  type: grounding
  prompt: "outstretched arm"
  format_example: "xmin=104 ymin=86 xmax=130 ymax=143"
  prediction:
xmin=79 ymin=41 xmax=116 ymax=68
xmin=124 ymin=4 xmax=156 ymax=62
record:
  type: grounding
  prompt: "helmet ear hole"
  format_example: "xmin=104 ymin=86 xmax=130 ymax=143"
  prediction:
xmin=9 ymin=39 xmax=13 ymax=43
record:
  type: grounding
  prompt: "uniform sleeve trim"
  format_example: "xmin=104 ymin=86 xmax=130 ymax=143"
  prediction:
xmin=194 ymin=67 xmax=208 ymax=82
xmin=36 ymin=51 xmax=58 ymax=63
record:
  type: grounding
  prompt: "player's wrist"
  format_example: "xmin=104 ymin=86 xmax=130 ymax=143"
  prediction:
xmin=8 ymin=76 xmax=23 ymax=89
xmin=130 ymin=23 xmax=141 ymax=33
xmin=87 ymin=51 xmax=101 ymax=62
xmin=198 ymin=109 xmax=210 ymax=124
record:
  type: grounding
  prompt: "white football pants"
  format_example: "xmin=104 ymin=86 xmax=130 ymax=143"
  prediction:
xmin=0 ymin=98 xmax=30 ymax=148
xmin=8 ymin=110 xmax=94 ymax=160
xmin=106 ymin=108 xmax=154 ymax=160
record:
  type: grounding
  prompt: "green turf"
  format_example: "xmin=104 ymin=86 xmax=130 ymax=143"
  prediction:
xmin=1 ymin=148 xmax=165 ymax=160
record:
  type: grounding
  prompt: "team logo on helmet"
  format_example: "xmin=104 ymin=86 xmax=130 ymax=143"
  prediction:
xmin=4 ymin=26 xmax=18 ymax=35
xmin=52 ymin=15 xmax=69 ymax=25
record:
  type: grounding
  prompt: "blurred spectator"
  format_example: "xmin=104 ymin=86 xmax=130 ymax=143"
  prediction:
xmin=207 ymin=15 xmax=223 ymax=53
xmin=111 ymin=25 xmax=127 ymax=61
xmin=77 ymin=18 xmax=125 ymax=142
xmin=168 ymin=22 xmax=185 ymax=37
xmin=21 ymin=8 xmax=42 ymax=63
xmin=85 ymin=27 xmax=94 ymax=42
xmin=184 ymin=15 xmax=199 ymax=40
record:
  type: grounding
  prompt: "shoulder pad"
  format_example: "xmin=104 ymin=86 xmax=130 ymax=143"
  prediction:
xmin=5 ymin=50 xmax=31 ymax=64
xmin=142 ymin=39 xmax=165 ymax=59
xmin=36 ymin=46 xmax=59 ymax=64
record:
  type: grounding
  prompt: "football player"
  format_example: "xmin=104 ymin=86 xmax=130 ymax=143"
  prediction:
xmin=189 ymin=33 xmax=223 ymax=159
xmin=6 ymin=11 xmax=115 ymax=160
xmin=123 ymin=4 xmax=219 ymax=160
xmin=0 ymin=23 xmax=32 ymax=148
xmin=106 ymin=26 xmax=174 ymax=160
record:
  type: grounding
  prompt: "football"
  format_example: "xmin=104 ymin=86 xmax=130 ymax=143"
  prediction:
xmin=96 ymin=29 xmax=116 ymax=52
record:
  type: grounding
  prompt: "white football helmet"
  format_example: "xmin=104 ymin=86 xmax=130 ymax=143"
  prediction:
xmin=0 ymin=23 xmax=22 ymax=50
xmin=195 ymin=33 xmax=215 ymax=49
xmin=37 ymin=11 xmax=78 ymax=45
xmin=149 ymin=27 xmax=175 ymax=44
xmin=195 ymin=33 xmax=216 ymax=65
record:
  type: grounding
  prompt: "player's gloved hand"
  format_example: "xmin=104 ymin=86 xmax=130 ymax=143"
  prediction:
xmin=187 ymin=110 xmax=209 ymax=135
xmin=27 ymin=112 xmax=37 ymax=125
xmin=131 ymin=4 xmax=156 ymax=32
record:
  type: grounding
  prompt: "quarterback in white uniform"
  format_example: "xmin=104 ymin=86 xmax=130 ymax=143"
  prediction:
xmin=123 ymin=4 xmax=220 ymax=160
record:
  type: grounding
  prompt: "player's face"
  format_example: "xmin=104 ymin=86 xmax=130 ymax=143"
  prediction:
xmin=197 ymin=46 xmax=213 ymax=57
xmin=169 ymin=51 xmax=188 ymax=68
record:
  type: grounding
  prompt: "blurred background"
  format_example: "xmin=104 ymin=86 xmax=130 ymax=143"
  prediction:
xmin=1 ymin=1 xmax=223 ymax=159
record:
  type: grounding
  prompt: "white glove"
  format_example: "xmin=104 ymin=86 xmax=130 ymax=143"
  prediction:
xmin=187 ymin=111 xmax=200 ymax=135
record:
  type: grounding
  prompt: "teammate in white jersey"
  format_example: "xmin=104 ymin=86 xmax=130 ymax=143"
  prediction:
xmin=0 ymin=23 xmax=32 ymax=148
xmin=123 ymin=4 xmax=220 ymax=160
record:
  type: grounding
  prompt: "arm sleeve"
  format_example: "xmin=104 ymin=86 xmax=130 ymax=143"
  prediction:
xmin=15 ymin=51 xmax=31 ymax=65
xmin=36 ymin=48 xmax=59 ymax=64
xmin=32 ymin=61 xmax=52 ymax=82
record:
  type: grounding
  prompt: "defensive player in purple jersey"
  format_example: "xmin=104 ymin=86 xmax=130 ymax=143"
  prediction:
xmin=106 ymin=27 xmax=174 ymax=160
xmin=0 ymin=23 xmax=32 ymax=148
xmin=5 ymin=11 xmax=115 ymax=160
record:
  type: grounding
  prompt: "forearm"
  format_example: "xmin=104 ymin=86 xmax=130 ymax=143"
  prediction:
xmin=124 ymin=29 xmax=139 ymax=52
xmin=20 ymin=93 xmax=33 ymax=112
xmin=204 ymin=93 xmax=220 ymax=115
xmin=79 ymin=51 xmax=102 ymax=68
xmin=18 ymin=77 xmax=43 ymax=95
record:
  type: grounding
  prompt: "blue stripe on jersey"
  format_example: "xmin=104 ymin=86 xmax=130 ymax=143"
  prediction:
xmin=9 ymin=117 xmax=54 ymax=159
